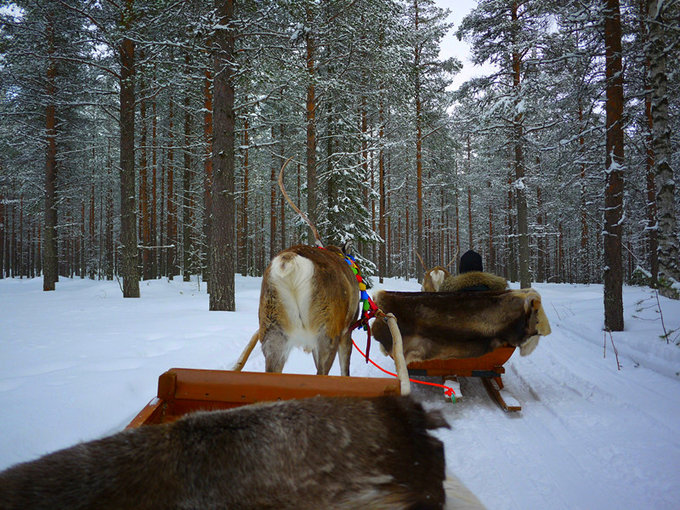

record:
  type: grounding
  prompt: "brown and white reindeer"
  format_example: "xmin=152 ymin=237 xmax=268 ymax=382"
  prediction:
xmin=234 ymin=158 xmax=410 ymax=390
xmin=416 ymin=251 xmax=457 ymax=292
xmin=235 ymin=241 xmax=359 ymax=375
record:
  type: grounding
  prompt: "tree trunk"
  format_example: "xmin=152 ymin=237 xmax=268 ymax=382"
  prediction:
xmin=379 ymin=94 xmax=386 ymax=282
xmin=19 ymin=195 xmax=24 ymax=277
xmin=455 ymin=187 xmax=460 ymax=272
xmin=43 ymin=14 xmax=58 ymax=291
xmin=139 ymin=58 xmax=152 ymax=281
xmin=603 ymin=0 xmax=625 ymax=330
xmin=488 ymin=181 xmax=494 ymax=273
xmin=167 ymin=97 xmax=177 ymax=277
xmin=89 ymin=162 xmax=96 ymax=279
xmin=305 ymin=5 xmax=318 ymax=238
xmin=159 ymin=160 xmax=166 ymax=277
xmin=0 ymin=189 xmax=4 ymax=278
xmin=105 ymin=141 xmax=114 ymax=280
xmin=79 ymin=199 xmax=85 ymax=277
xmin=183 ymin=54 xmax=194 ymax=282
xmin=209 ymin=0 xmax=236 ymax=311
xmin=151 ymin=94 xmax=158 ymax=279
xmin=279 ymin=124 xmax=286 ymax=249
xmin=465 ymin=136 xmax=473 ymax=251
xmin=648 ymin=0 xmax=679 ymax=296
xmin=579 ymin=101 xmax=590 ymax=283
xmin=507 ymin=170 xmax=517 ymax=282
xmin=119 ymin=0 xmax=140 ymax=297
xmin=511 ymin=1 xmax=531 ymax=289
xmin=467 ymin=186 xmax=473 ymax=249
xmin=270 ymin=126 xmax=277 ymax=260
xmin=238 ymin=110 xmax=249 ymax=275
xmin=640 ymin=0 xmax=658 ymax=284
xmin=203 ymin=68 xmax=213 ymax=283
xmin=414 ymin=0 xmax=423 ymax=279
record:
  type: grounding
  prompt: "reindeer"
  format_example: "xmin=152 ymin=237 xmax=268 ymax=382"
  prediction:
xmin=416 ymin=251 xmax=457 ymax=292
xmin=0 ymin=395 xmax=450 ymax=510
xmin=233 ymin=158 xmax=360 ymax=376
xmin=235 ymin=242 xmax=359 ymax=375
xmin=234 ymin=159 xmax=412 ymax=393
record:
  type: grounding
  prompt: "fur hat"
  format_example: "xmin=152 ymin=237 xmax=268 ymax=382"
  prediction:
xmin=460 ymin=250 xmax=483 ymax=273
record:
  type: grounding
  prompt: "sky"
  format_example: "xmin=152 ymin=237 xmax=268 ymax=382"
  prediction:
xmin=434 ymin=0 xmax=496 ymax=91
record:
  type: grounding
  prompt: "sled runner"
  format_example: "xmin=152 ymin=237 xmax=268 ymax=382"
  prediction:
xmin=127 ymin=368 xmax=401 ymax=427
xmin=407 ymin=347 xmax=522 ymax=412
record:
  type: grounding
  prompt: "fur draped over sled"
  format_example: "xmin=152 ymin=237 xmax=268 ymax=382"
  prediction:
xmin=371 ymin=288 xmax=551 ymax=363
xmin=439 ymin=271 xmax=508 ymax=292
xmin=0 ymin=395 xmax=449 ymax=510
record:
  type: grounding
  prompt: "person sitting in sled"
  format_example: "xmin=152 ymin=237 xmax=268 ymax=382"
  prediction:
xmin=439 ymin=249 xmax=508 ymax=292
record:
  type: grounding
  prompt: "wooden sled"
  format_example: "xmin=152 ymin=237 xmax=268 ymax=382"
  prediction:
xmin=127 ymin=368 xmax=401 ymax=428
xmin=407 ymin=347 xmax=521 ymax=412
xmin=370 ymin=289 xmax=551 ymax=413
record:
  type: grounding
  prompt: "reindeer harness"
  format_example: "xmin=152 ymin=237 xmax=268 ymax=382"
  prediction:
xmin=323 ymin=249 xmax=380 ymax=362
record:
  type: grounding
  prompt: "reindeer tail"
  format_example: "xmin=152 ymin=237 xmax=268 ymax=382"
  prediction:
xmin=233 ymin=330 xmax=260 ymax=371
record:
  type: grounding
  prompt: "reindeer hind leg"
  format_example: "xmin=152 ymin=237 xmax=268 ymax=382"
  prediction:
xmin=261 ymin=328 xmax=292 ymax=373
xmin=338 ymin=332 xmax=352 ymax=377
xmin=313 ymin=334 xmax=339 ymax=375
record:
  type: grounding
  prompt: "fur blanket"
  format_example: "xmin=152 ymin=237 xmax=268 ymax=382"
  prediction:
xmin=0 ymin=396 xmax=449 ymax=510
xmin=372 ymin=288 xmax=551 ymax=364
xmin=439 ymin=271 xmax=508 ymax=292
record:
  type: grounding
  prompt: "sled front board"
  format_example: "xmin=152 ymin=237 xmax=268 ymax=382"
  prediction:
xmin=127 ymin=369 xmax=401 ymax=428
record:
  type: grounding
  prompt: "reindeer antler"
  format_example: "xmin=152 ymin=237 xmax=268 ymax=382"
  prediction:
xmin=445 ymin=247 xmax=460 ymax=270
xmin=415 ymin=251 xmax=426 ymax=271
xmin=278 ymin=156 xmax=323 ymax=248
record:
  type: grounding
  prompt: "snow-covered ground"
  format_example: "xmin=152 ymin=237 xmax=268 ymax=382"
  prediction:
xmin=1 ymin=275 xmax=679 ymax=509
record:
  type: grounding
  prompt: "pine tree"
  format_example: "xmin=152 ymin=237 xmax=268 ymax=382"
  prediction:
xmin=209 ymin=0 xmax=236 ymax=311
xmin=647 ymin=0 xmax=680 ymax=297
xmin=603 ymin=0 xmax=625 ymax=330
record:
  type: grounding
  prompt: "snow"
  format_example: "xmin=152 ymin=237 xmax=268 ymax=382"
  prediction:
xmin=1 ymin=276 xmax=680 ymax=509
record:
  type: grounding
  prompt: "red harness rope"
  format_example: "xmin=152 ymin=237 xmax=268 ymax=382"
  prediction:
xmin=325 ymin=248 xmax=457 ymax=401
xmin=337 ymin=252 xmax=379 ymax=362
xmin=350 ymin=335 xmax=457 ymax=401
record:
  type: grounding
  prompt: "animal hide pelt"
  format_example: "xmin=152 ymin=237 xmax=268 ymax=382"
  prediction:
xmin=372 ymin=289 xmax=551 ymax=363
xmin=0 ymin=395 xmax=449 ymax=510
xmin=439 ymin=271 xmax=508 ymax=292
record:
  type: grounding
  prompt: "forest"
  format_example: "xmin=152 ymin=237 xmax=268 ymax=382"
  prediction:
xmin=1 ymin=0 xmax=679 ymax=327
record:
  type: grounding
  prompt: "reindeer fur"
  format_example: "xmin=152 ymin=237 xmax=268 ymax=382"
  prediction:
xmin=254 ymin=244 xmax=360 ymax=375
xmin=422 ymin=267 xmax=451 ymax=292
xmin=439 ymin=271 xmax=507 ymax=293
xmin=371 ymin=289 xmax=551 ymax=363
xmin=0 ymin=396 xmax=449 ymax=510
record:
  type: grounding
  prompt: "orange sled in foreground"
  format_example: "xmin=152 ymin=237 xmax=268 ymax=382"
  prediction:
xmin=127 ymin=369 xmax=401 ymax=428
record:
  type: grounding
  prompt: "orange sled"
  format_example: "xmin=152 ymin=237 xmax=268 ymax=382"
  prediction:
xmin=127 ymin=368 xmax=401 ymax=428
